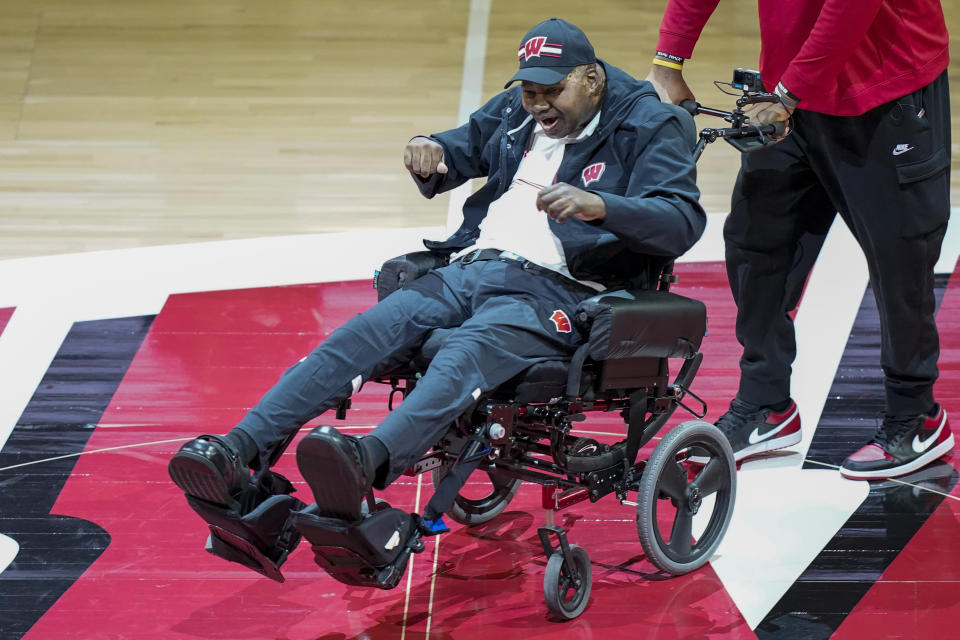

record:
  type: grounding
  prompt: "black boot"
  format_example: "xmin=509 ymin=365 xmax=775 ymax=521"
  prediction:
xmin=296 ymin=426 xmax=376 ymax=522
xmin=169 ymin=434 xmax=306 ymax=582
xmin=168 ymin=434 xmax=253 ymax=509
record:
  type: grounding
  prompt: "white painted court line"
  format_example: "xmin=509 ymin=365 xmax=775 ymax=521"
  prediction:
xmin=0 ymin=534 xmax=17 ymax=576
xmin=805 ymin=458 xmax=960 ymax=503
xmin=425 ymin=532 xmax=442 ymax=640
xmin=400 ymin=473 xmax=425 ymax=640
xmin=0 ymin=437 xmax=193 ymax=473
xmin=444 ymin=0 xmax=491 ymax=234
xmin=708 ymin=219 xmax=872 ymax=629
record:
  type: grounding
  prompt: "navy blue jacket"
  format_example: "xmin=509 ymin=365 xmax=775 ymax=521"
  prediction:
xmin=414 ymin=61 xmax=705 ymax=288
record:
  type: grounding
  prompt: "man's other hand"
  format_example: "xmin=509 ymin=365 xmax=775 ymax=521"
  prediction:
xmin=403 ymin=137 xmax=448 ymax=178
xmin=536 ymin=183 xmax=606 ymax=223
xmin=742 ymin=101 xmax=793 ymax=140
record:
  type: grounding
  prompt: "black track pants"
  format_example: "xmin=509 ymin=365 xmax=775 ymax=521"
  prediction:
xmin=724 ymin=71 xmax=951 ymax=415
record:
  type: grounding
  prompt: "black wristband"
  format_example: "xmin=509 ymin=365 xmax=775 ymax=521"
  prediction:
xmin=775 ymin=81 xmax=800 ymax=109
xmin=655 ymin=51 xmax=685 ymax=64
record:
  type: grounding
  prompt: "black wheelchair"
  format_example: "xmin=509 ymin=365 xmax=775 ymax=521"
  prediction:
xmin=179 ymin=89 xmax=785 ymax=620
xmin=325 ymin=249 xmax=738 ymax=621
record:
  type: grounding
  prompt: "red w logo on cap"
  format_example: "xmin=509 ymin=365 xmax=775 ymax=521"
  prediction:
xmin=522 ymin=37 xmax=547 ymax=60
xmin=518 ymin=37 xmax=564 ymax=61
xmin=581 ymin=162 xmax=605 ymax=186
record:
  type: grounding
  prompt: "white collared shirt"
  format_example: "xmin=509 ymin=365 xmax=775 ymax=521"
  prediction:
xmin=456 ymin=110 xmax=603 ymax=289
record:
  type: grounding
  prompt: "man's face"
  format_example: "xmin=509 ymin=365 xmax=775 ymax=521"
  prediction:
xmin=520 ymin=70 xmax=598 ymax=139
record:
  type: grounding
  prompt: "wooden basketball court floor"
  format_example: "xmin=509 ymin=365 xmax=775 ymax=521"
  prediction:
xmin=2 ymin=1 xmax=960 ymax=638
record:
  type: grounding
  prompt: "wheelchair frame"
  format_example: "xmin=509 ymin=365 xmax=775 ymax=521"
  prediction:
xmin=365 ymin=257 xmax=736 ymax=619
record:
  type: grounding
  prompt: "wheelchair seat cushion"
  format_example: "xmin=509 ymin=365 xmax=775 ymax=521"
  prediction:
xmin=576 ymin=289 xmax=706 ymax=361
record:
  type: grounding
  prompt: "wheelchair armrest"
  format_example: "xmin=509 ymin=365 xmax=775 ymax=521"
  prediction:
xmin=574 ymin=289 xmax=707 ymax=360
xmin=374 ymin=251 xmax=450 ymax=301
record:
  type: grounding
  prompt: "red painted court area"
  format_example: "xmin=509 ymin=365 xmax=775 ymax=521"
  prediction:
xmin=9 ymin=261 xmax=960 ymax=639
xmin=0 ymin=308 xmax=13 ymax=337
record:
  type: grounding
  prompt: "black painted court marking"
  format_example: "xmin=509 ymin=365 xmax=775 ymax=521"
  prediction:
xmin=757 ymin=274 xmax=954 ymax=638
xmin=0 ymin=316 xmax=154 ymax=640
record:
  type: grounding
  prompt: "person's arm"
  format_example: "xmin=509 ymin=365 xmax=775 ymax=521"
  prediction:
xmin=537 ymin=109 xmax=706 ymax=258
xmin=744 ymin=1 xmax=884 ymax=130
xmin=655 ymin=0 xmax=721 ymax=60
xmin=403 ymin=91 xmax=510 ymax=199
xmin=777 ymin=0 xmax=884 ymax=104
xmin=645 ymin=0 xmax=721 ymax=104
xmin=590 ymin=111 xmax=706 ymax=257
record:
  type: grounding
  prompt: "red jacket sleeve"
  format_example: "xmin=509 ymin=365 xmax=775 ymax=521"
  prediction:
xmin=655 ymin=0 xmax=721 ymax=59
xmin=778 ymin=0 xmax=884 ymax=100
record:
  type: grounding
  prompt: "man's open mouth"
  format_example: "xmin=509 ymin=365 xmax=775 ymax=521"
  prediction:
xmin=539 ymin=116 xmax=560 ymax=132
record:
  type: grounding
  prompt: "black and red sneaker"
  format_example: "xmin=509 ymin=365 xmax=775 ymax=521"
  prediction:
xmin=840 ymin=406 xmax=954 ymax=480
xmin=713 ymin=398 xmax=802 ymax=462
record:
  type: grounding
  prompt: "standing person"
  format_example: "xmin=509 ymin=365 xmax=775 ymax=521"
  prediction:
xmin=646 ymin=0 xmax=954 ymax=480
xmin=169 ymin=17 xmax=705 ymax=568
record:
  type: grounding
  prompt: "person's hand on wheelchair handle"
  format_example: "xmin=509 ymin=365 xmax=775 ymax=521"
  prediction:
xmin=647 ymin=64 xmax=791 ymax=142
xmin=645 ymin=65 xmax=695 ymax=107
xmin=742 ymin=101 xmax=793 ymax=140
xmin=404 ymin=136 xmax=448 ymax=178
xmin=536 ymin=183 xmax=606 ymax=223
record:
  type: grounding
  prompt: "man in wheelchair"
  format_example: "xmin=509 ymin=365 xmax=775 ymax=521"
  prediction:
xmin=168 ymin=17 xmax=706 ymax=595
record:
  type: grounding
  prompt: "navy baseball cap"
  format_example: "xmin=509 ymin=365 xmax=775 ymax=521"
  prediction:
xmin=504 ymin=18 xmax=596 ymax=89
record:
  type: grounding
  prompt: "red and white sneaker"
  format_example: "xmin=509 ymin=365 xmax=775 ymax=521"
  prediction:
xmin=840 ymin=406 xmax=955 ymax=480
xmin=712 ymin=398 xmax=802 ymax=462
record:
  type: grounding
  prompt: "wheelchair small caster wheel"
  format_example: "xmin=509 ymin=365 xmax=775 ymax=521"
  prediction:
xmin=543 ymin=544 xmax=591 ymax=620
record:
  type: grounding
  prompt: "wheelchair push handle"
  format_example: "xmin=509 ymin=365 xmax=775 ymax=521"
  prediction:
xmin=678 ymin=99 xmax=699 ymax=117
xmin=681 ymin=99 xmax=787 ymax=160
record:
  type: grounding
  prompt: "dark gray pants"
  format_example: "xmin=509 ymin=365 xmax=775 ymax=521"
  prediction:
xmin=235 ymin=258 xmax=593 ymax=482
xmin=725 ymin=71 xmax=951 ymax=415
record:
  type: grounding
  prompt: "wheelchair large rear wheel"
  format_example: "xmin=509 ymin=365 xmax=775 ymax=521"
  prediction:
xmin=636 ymin=419 xmax=736 ymax=575
xmin=543 ymin=544 xmax=591 ymax=620
xmin=431 ymin=466 xmax=521 ymax=526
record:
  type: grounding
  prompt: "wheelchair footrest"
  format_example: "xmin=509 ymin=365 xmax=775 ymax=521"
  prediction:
xmin=292 ymin=503 xmax=424 ymax=590
xmin=206 ymin=525 xmax=286 ymax=582
xmin=187 ymin=491 xmax=306 ymax=583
